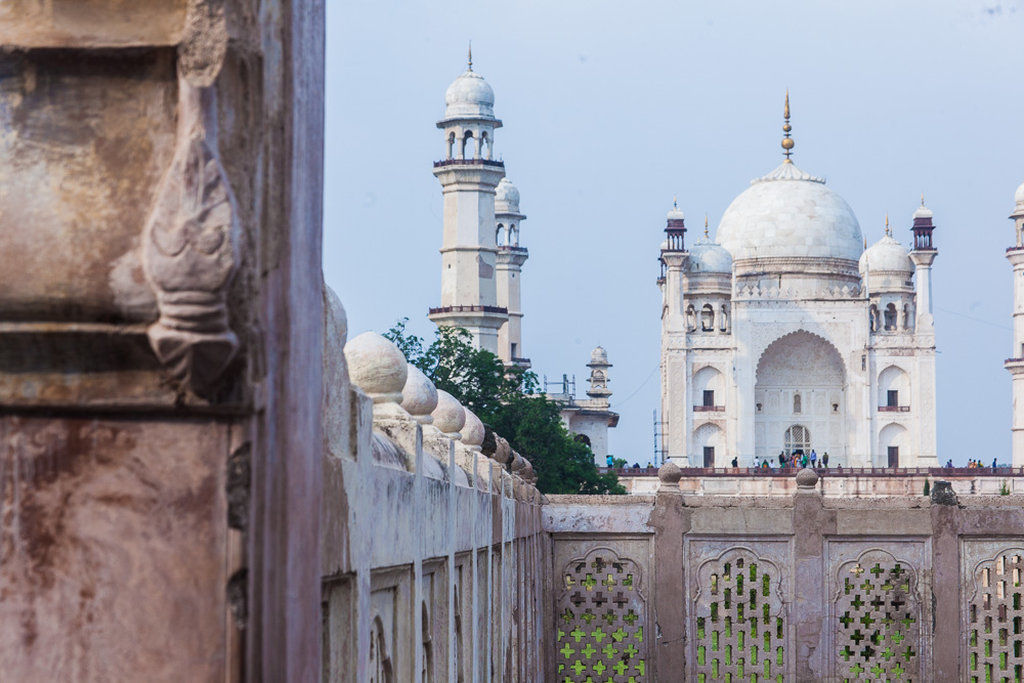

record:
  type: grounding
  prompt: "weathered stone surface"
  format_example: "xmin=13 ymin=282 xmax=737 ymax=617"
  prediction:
xmin=0 ymin=1 xmax=188 ymax=48
xmin=0 ymin=415 xmax=228 ymax=680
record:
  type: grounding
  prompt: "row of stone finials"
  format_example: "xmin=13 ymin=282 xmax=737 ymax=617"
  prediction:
xmin=341 ymin=330 xmax=539 ymax=487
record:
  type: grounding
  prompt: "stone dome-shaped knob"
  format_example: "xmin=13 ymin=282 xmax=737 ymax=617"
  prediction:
xmin=462 ymin=408 xmax=485 ymax=449
xmin=343 ymin=331 xmax=408 ymax=404
xmin=400 ymin=365 xmax=438 ymax=423
xmin=432 ymin=390 xmax=466 ymax=438
xmin=795 ymin=467 xmax=819 ymax=489
xmin=658 ymin=460 xmax=682 ymax=487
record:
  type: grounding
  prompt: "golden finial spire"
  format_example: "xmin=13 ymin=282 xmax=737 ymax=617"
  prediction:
xmin=673 ymin=195 xmax=678 ymax=209
xmin=884 ymin=213 xmax=891 ymax=236
xmin=704 ymin=213 xmax=710 ymax=238
xmin=467 ymin=41 xmax=473 ymax=71
xmin=781 ymin=89 xmax=794 ymax=161
xmin=920 ymin=192 xmax=925 ymax=207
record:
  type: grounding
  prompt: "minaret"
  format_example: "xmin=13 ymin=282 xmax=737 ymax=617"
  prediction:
xmin=909 ymin=195 xmax=938 ymax=330
xmin=495 ymin=177 xmax=529 ymax=366
xmin=659 ymin=200 xmax=691 ymax=464
xmin=1005 ymin=183 xmax=1024 ymax=465
xmin=428 ymin=48 xmax=508 ymax=353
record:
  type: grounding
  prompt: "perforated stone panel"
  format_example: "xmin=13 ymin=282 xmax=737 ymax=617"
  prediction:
xmin=964 ymin=545 xmax=1024 ymax=683
xmin=691 ymin=546 xmax=789 ymax=683
xmin=827 ymin=542 xmax=930 ymax=681
xmin=555 ymin=547 xmax=647 ymax=682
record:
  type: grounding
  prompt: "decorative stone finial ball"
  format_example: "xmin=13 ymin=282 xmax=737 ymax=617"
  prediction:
xmin=343 ymin=332 xmax=408 ymax=404
xmin=431 ymin=390 xmax=466 ymax=437
xmin=462 ymin=408 xmax=485 ymax=448
xmin=400 ymin=365 xmax=438 ymax=422
xmin=795 ymin=468 xmax=819 ymax=489
xmin=658 ymin=460 xmax=682 ymax=484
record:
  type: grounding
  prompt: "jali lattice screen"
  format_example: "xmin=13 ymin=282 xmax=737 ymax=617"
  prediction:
xmin=555 ymin=547 xmax=647 ymax=682
xmin=967 ymin=549 xmax=1024 ymax=683
xmin=692 ymin=547 xmax=787 ymax=683
xmin=834 ymin=550 xmax=920 ymax=680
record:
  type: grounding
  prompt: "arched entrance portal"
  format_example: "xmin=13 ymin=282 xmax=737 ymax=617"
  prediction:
xmin=755 ymin=331 xmax=847 ymax=465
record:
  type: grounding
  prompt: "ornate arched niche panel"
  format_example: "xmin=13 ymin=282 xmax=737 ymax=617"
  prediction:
xmin=687 ymin=541 xmax=792 ymax=682
xmin=827 ymin=541 xmax=931 ymax=680
xmin=962 ymin=542 xmax=1024 ymax=682
xmin=555 ymin=546 xmax=648 ymax=681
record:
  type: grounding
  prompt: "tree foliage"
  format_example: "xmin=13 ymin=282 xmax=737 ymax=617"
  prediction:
xmin=384 ymin=319 xmax=624 ymax=495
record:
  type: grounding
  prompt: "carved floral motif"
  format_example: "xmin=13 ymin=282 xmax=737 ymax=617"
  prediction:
xmin=143 ymin=77 xmax=241 ymax=394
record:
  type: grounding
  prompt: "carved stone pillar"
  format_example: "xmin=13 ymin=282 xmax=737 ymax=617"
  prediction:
xmin=0 ymin=1 xmax=326 ymax=680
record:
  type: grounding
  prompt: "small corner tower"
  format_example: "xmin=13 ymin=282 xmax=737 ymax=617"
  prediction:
xmin=428 ymin=47 xmax=509 ymax=353
xmin=586 ymin=346 xmax=613 ymax=406
xmin=495 ymin=176 xmax=529 ymax=366
xmin=1005 ymin=182 xmax=1024 ymax=465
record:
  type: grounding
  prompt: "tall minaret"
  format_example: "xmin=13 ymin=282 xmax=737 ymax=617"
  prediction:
xmin=428 ymin=48 xmax=508 ymax=353
xmin=1005 ymin=182 xmax=1024 ymax=465
xmin=495 ymin=177 xmax=529 ymax=366
xmin=659 ymin=200 xmax=690 ymax=464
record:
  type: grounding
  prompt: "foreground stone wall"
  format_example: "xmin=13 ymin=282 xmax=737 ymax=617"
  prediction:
xmin=544 ymin=469 xmax=1024 ymax=681
xmin=322 ymin=298 xmax=547 ymax=681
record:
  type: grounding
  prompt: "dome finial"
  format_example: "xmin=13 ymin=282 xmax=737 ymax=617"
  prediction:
xmin=921 ymin=192 xmax=925 ymax=207
xmin=673 ymin=195 xmax=678 ymax=209
xmin=467 ymin=41 xmax=473 ymax=71
xmin=781 ymin=89 xmax=795 ymax=162
xmin=884 ymin=213 xmax=891 ymax=237
xmin=704 ymin=213 xmax=710 ymax=238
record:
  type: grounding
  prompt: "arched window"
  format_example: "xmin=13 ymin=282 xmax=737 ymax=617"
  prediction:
xmin=480 ymin=131 xmax=491 ymax=159
xmin=370 ymin=616 xmax=393 ymax=683
xmin=461 ymin=131 xmax=475 ymax=159
xmin=719 ymin=304 xmax=729 ymax=332
xmin=421 ymin=603 xmax=434 ymax=683
xmin=701 ymin=303 xmax=715 ymax=331
xmin=509 ymin=224 xmax=518 ymax=246
xmin=784 ymin=425 xmax=811 ymax=456
xmin=869 ymin=304 xmax=879 ymax=332
xmin=793 ymin=393 xmax=802 ymax=414
xmin=447 ymin=132 xmax=455 ymax=159
xmin=902 ymin=303 xmax=912 ymax=330
xmin=686 ymin=305 xmax=696 ymax=331
xmin=884 ymin=303 xmax=897 ymax=331
xmin=496 ymin=223 xmax=506 ymax=246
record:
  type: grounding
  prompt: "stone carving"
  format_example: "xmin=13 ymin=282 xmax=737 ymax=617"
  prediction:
xmin=143 ymin=77 xmax=241 ymax=394
xmin=965 ymin=547 xmax=1024 ymax=683
xmin=692 ymin=547 xmax=787 ymax=683
xmin=833 ymin=549 xmax=921 ymax=680
xmin=556 ymin=546 xmax=647 ymax=681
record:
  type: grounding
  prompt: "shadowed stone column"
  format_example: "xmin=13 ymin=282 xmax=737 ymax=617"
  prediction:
xmin=930 ymin=481 xmax=960 ymax=681
xmin=792 ymin=468 xmax=834 ymax=681
xmin=651 ymin=461 xmax=687 ymax=677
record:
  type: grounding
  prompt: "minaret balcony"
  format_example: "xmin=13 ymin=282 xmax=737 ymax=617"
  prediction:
xmin=1005 ymin=357 xmax=1024 ymax=373
xmin=433 ymin=158 xmax=505 ymax=169
xmin=429 ymin=304 xmax=508 ymax=315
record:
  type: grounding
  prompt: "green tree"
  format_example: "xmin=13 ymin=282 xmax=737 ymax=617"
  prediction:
xmin=384 ymin=319 xmax=624 ymax=495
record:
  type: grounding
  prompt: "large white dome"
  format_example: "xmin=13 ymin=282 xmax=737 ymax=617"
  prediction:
xmin=716 ymin=161 xmax=863 ymax=262
xmin=444 ymin=70 xmax=495 ymax=119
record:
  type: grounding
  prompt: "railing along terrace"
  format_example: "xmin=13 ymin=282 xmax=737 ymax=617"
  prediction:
xmin=599 ymin=466 xmax=1024 ymax=477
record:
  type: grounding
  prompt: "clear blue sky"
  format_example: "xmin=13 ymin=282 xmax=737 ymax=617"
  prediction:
xmin=324 ymin=0 xmax=1024 ymax=465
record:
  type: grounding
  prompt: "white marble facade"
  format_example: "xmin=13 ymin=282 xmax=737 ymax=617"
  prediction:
xmin=659 ymin=152 xmax=939 ymax=468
